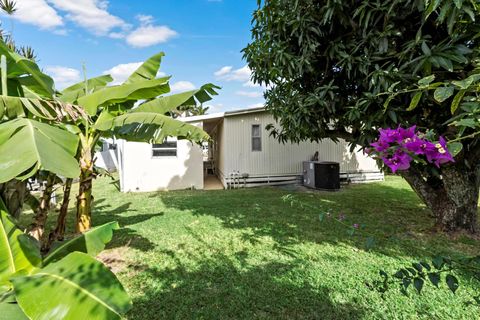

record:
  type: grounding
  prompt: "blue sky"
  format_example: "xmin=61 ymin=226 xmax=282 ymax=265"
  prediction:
xmin=2 ymin=0 xmax=264 ymax=113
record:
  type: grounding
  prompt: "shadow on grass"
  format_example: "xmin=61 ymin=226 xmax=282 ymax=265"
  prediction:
xmin=93 ymin=201 xmax=163 ymax=252
xmin=157 ymin=181 xmax=478 ymax=259
xmin=126 ymin=253 xmax=365 ymax=320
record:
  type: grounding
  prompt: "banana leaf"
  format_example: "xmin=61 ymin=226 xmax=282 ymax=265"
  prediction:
xmin=59 ymin=75 xmax=114 ymax=104
xmin=133 ymin=83 xmax=220 ymax=115
xmin=0 ymin=301 xmax=28 ymax=320
xmin=11 ymin=252 xmax=132 ymax=320
xmin=0 ymin=41 xmax=54 ymax=98
xmin=0 ymin=118 xmax=79 ymax=182
xmin=78 ymin=77 xmax=170 ymax=115
xmin=95 ymin=111 xmax=209 ymax=143
xmin=125 ymin=52 xmax=165 ymax=84
xmin=0 ymin=95 xmax=87 ymax=121
xmin=0 ymin=199 xmax=41 ymax=283
xmin=44 ymin=222 xmax=120 ymax=265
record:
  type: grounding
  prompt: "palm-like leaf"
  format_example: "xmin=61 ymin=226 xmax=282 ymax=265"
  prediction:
xmin=78 ymin=77 xmax=170 ymax=115
xmin=59 ymin=75 xmax=114 ymax=104
xmin=0 ymin=118 xmax=79 ymax=182
xmin=0 ymin=95 xmax=87 ymax=121
xmin=43 ymin=222 xmax=119 ymax=265
xmin=95 ymin=112 xmax=209 ymax=142
xmin=0 ymin=199 xmax=41 ymax=283
xmin=11 ymin=252 xmax=132 ymax=320
xmin=124 ymin=52 xmax=165 ymax=84
xmin=0 ymin=41 xmax=54 ymax=98
xmin=0 ymin=301 xmax=28 ymax=320
xmin=134 ymin=83 xmax=220 ymax=114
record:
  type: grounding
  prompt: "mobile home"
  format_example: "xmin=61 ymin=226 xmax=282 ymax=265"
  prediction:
xmin=117 ymin=107 xmax=383 ymax=192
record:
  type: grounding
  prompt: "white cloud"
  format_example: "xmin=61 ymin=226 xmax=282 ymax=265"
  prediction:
xmin=9 ymin=1 xmax=178 ymax=48
xmin=103 ymin=62 xmax=142 ymax=85
xmin=103 ymin=62 xmax=167 ymax=85
xmin=170 ymin=81 xmax=196 ymax=92
xmin=126 ymin=25 xmax=177 ymax=48
xmin=214 ymin=65 xmax=251 ymax=82
xmin=47 ymin=0 xmax=129 ymax=36
xmin=11 ymin=0 xmax=63 ymax=30
xmin=235 ymin=91 xmax=263 ymax=98
xmin=108 ymin=32 xmax=124 ymax=39
xmin=136 ymin=14 xmax=154 ymax=26
xmin=45 ymin=66 xmax=81 ymax=89
xmin=214 ymin=66 xmax=232 ymax=77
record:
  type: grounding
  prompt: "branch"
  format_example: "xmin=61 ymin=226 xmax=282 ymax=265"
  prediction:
xmin=324 ymin=129 xmax=356 ymax=143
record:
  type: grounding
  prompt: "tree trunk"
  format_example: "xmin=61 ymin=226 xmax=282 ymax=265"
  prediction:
xmin=76 ymin=141 xmax=95 ymax=233
xmin=28 ymin=174 xmax=56 ymax=241
xmin=401 ymin=165 xmax=479 ymax=234
xmin=47 ymin=178 xmax=73 ymax=247
xmin=0 ymin=179 xmax=28 ymax=219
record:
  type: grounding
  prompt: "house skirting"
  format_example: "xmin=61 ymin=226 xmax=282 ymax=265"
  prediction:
xmin=219 ymin=171 xmax=384 ymax=189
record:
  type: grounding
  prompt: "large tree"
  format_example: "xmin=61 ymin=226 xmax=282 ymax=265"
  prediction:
xmin=243 ymin=0 xmax=480 ymax=233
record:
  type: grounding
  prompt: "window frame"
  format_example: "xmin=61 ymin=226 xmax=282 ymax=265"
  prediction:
xmin=152 ymin=140 xmax=178 ymax=158
xmin=251 ymin=124 xmax=262 ymax=152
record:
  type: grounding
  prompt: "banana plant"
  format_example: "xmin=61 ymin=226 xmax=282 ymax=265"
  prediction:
xmin=0 ymin=40 xmax=86 ymax=182
xmin=0 ymin=199 xmax=131 ymax=320
xmin=0 ymin=40 xmax=89 ymax=241
xmin=58 ymin=52 xmax=219 ymax=233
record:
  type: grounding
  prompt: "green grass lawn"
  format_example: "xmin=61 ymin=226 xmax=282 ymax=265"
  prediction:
xmin=28 ymin=176 xmax=480 ymax=319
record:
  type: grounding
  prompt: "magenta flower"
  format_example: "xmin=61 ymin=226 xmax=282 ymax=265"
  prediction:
xmin=397 ymin=125 xmax=417 ymax=143
xmin=426 ymin=137 xmax=455 ymax=167
xmin=378 ymin=128 xmax=399 ymax=144
xmin=382 ymin=150 xmax=412 ymax=173
xmin=404 ymin=138 xmax=436 ymax=155
xmin=369 ymin=126 xmax=455 ymax=172
xmin=353 ymin=223 xmax=359 ymax=229
xmin=371 ymin=140 xmax=390 ymax=152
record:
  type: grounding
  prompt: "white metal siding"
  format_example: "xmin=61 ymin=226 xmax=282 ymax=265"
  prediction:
xmin=222 ymin=112 xmax=380 ymax=177
xmin=215 ymin=121 xmax=227 ymax=186
xmin=119 ymin=122 xmax=204 ymax=192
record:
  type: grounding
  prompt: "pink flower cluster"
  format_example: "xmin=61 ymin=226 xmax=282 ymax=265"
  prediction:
xmin=368 ymin=126 xmax=454 ymax=173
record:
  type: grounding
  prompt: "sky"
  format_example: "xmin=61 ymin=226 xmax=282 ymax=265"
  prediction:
xmin=1 ymin=0 xmax=264 ymax=113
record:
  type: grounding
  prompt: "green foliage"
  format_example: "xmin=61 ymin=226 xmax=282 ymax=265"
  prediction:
xmin=0 ymin=200 xmax=131 ymax=319
xmin=0 ymin=199 xmax=40 ymax=281
xmin=0 ymin=41 xmax=87 ymax=183
xmin=43 ymin=221 xmax=119 ymax=265
xmin=0 ymin=118 xmax=79 ymax=182
xmin=61 ymin=52 xmax=219 ymax=144
xmin=11 ymin=252 xmax=131 ymax=320
xmin=0 ymin=41 xmax=54 ymax=98
xmin=369 ymin=255 xmax=479 ymax=302
xmin=243 ymin=0 xmax=480 ymax=152
xmin=78 ymin=78 xmax=171 ymax=116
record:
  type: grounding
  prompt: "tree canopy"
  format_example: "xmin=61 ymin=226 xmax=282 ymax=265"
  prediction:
xmin=244 ymin=0 xmax=479 ymax=146
xmin=243 ymin=0 xmax=480 ymax=233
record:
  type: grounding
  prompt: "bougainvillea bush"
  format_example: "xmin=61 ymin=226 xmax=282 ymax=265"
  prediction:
xmin=368 ymin=126 xmax=455 ymax=173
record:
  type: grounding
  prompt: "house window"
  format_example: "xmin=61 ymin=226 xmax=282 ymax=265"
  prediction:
xmin=252 ymin=124 xmax=262 ymax=151
xmin=152 ymin=141 xmax=177 ymax=157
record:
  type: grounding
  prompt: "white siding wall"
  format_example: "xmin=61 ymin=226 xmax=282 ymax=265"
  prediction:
xmin=119 ymin=138 xmax=203 ymax=192
xmin=216 ymin=121 xmax=227 ymax=186
xmin=222 ymin=112 xmax=380 ymax=178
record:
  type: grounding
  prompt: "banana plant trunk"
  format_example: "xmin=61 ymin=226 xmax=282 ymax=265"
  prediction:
xmin=76 ymin=134 xmax=97 ymax=233
xmin=28 ymin=174 xmax=56 ymax=241
xmin=0 ymin=179 xmax=28 ymax=219
xmin=47 ymin=178 xmax=73 ymax=245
